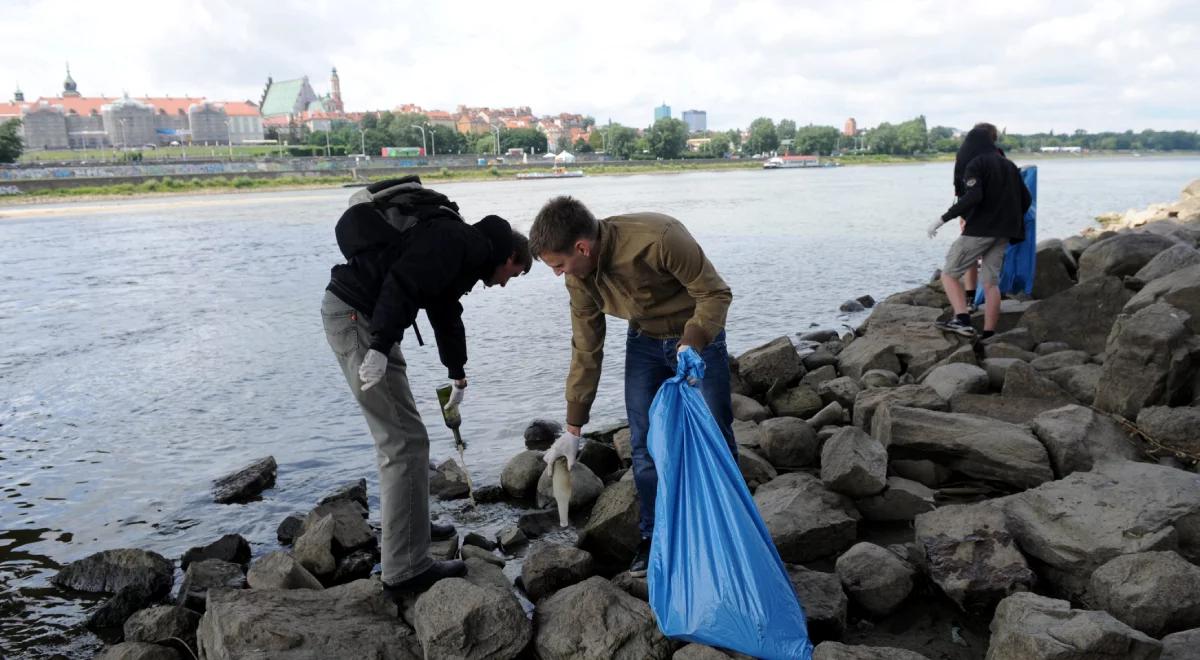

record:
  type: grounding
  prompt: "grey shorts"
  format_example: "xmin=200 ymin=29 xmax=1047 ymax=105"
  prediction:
xmin=944 ymin=236 xmax=1009 ymax=284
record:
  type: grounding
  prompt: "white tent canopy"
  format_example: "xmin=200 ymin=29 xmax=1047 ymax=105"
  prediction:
xmin=553 ymin=150 xmax=576 ymax=163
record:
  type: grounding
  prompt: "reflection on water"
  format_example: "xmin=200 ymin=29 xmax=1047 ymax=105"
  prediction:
xmin=1 ymin=157 xmax=1196 ymax=655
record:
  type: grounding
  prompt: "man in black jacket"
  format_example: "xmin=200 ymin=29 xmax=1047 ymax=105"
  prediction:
xmin=322 ymin=184 xmax=530 ymax=594
xmin=927 ymin=124 xmax=1031 ymax=338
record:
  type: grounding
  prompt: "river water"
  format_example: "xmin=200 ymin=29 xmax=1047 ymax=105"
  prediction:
xmin=1 ymin=156 xmax=1197 ymax=656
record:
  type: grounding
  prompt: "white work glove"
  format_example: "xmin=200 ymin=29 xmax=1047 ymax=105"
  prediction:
xmin=358 ymin=349 xmax=388 ymax=391
xmin=543 ymin=432 xmax=583 ymax=471
xmin=444 ymin=381 xmax=466 ymax=410
xmin=927 ymin=218 xmax=945 ymax=239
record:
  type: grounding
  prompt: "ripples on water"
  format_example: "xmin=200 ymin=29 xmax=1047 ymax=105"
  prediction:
xmin=1 ymin=157 xmax=1196 ymax=655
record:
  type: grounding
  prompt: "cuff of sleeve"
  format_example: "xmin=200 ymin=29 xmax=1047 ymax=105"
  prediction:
xmin=680 ymin=323 xmax=712 ymax=350
xmin=447 ymin=365 xmax=466 ymax=380
xmin=566 ymin=401 xmax=592 ymax=427
xmin=939 ymin=213 xmax=953 ymax=222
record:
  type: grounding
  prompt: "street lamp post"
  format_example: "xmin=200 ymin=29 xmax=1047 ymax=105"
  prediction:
xmin=357 ymin=127 xmax=366 ymax=156
xmin=412 ymin=125 xmax=427 ymax=156
xmin=424 ymin=123 xmax=436 ymax=157
xmin=324 ymin=129 xmax=331 ymax=158
xmin=490 ymin=124 xmax=501 ymax=156
xmin=224 ymin=118 xmax=234 ymax=160
xmin=119 ymin=118 xmax=128 ymax=150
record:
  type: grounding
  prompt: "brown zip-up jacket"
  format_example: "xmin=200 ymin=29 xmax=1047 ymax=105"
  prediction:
xmin=564 ymin=212 xmax=732 ymax=426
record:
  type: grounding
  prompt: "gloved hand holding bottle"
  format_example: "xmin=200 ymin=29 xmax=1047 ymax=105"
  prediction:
xmin=543 ymin=430 xmax=583 ymax=472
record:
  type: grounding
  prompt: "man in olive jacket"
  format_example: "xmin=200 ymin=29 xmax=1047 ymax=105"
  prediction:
xmin=529 ymin=195 xmax=735 ymax=576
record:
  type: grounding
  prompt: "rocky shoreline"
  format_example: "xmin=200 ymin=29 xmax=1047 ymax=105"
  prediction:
xmin=52 ymin=179 xmax=1200 ymax=659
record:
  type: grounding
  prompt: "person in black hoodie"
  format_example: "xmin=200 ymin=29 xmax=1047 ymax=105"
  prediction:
xmin=948 ymin=123 xmax=1002 ymax=304
xmin=927 ymin=123 xmax=1031 ymax=338
xmin=321 ymin=182 xmax=530 ymax=595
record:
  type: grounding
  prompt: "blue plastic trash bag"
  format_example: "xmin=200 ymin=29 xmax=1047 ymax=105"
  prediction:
xmin=975 ymin=165 xmax=1038 ymax=306
xmin=646 ymin=348 xmax=813 ymax=660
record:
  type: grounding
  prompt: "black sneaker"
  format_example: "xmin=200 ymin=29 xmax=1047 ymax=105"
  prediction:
xmin=431 ymin=520 xmax=457 ymax=541
xmin=628 ymin=538 xmax=652 ymax=578
xmin=383 ymin=559 xmax=467 ymax=598
xmin=934 ymin=319 xmax=977 ymax=337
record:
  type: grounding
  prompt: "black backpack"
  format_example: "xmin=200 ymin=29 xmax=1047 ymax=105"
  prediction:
xmin=335 ymin=175 xmax=464 ymax=260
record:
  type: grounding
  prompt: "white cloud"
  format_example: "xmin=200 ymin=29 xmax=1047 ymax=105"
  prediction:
xmin=1 ymin=0 xmax=1196 ymax=132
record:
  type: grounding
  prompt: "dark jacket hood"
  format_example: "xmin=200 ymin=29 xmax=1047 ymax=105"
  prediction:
xmin=954 ymin=127 xmax=998 ymax=196
xmin=472 ymin=214 xmax=513 ymax=270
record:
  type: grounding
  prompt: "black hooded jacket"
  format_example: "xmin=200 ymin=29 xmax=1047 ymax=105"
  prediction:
xmin=327 ymin=210 xmax=513 ymax=380
xmin=941 ymin=128 xmax=1031 ymax=242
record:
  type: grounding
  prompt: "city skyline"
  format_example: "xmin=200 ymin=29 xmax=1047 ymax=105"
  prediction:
xmin=2 ymin=0 xmax=1199 ymax=134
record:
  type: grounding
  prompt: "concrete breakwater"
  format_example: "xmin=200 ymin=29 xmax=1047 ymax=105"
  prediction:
xmin=47 ymin=179 xmax=1200 ymax=660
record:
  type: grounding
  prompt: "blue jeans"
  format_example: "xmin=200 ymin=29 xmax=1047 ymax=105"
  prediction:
xmin=625 ymin=327 xmax=736 ymax=539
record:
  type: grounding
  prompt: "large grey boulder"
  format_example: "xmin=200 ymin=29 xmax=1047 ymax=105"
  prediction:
xmin=199 ymin=580 xmax=418 ymax=658
xmin=839 ymin=323 xmax=967 ymax=380
xmin=820 ymin=427 xmax=887 ymax=497
xmin=524 ymin=419 xmax=562 ymax=450
xmin=1137 ymin=406 xmax=1200 ymax=458
xmin=177 ymin=559 xmax=245 ymax=612
xmin=1062 ymin=235 xmax=1095 ymax=261
xmin=1002 ymin=361 xmax=1074 ymax=400
xmin=736 ymin=337 xmax=803 ymax=395
xmin=818 ymin=376 xmax=862 ymax=409
xmin=834 ymin=542 xmax=914 ymax=617
xmin=982 ymin=357 xmax=1021 ymax=390
xmin=180 ymin=534 xmax=251 ymax=572
xmin=52 ymin=549 xmax=173 ymax=599
xmin=1003 ymin=460 xmax=1200 ymax=600
xmin=985 ymin=592 xmax=1160 ymax=659
xmin=923 ymin=363 xmax=990 ymax=400
xmin=500 ymin=449 xmax=546 ymax=499
xmin=732 ymin=419 xmax=764 ymax=451
xmin=915 ymin=500 xmax=1035 ymax=611
xmin=431 ymin=459 xmax=472 ymax=500
xmin=786 ymin=565 xmax=847 ymax=640
xmin=758 ymin=417 xmax=819 ymax=468
xmin=802 ymin=364 xmax=838 ymax=388
xmin=767 ymin=383 xmax=824 ymax=418
xmin=1134 ymin=243 xmax=1200 ymax=284
xmin=534 ymin=576 xmax=670 ymax=660
xmin=88 ymin=583 xmax=160 ymax=634
xmin=1089 ymin=551 xmax=1200 ymax=636
xmin=1029 ymin=405 xmax=1141 ymax=477
xmin=890 ymin=459 xmax=953 ymax=487
xmin=1125 ymin=262 xmax=1200 ymax=330
xmin=1162 ymin=628 xmax=1200 ymax=660
xmin=738 ymin=447 xmax=778 ymax=490
xmin=1030 ymin=350 xmax=1090 ymax=371
xmin=860 ymin=369 xmax=900 ymax=389
xmin=301 ymin=498 xmax=374 ymax=556
xmin=294 ymin=514 xmax=336 ymax=578
xmin=536 ymin=461 xmax=604 ymax=511
xmin=578 ymin=481 xmax=641 ymax=565
xmin=1032 ymin=240 xmax=1077 ymax=299
xmin=755 ymin=473 xmax=860 ymax=562
xmin=578 ymin=440 xmax=621 ymax=477
xmin=245 ymin=551 xmax=323 ymax=590
xmin=854 ymin=476 xmax=936 ymax=522
xmin=1020 ymin=276 xmax=1132 ymax=353
xmin=883 ymin=283 xmax=948 ymax=309
xmin=96 ymin=643 xmax=182 ymax=660
xmin=212 ymin=456 xmax=277 ymax=504
xmin=1094 ymin=302 xmax=1196 ymax=419
xmin=731 ymin=393 xmax=770 ymax=422
xmin=673 ymin=644 xmax=735 ymax=659
xmin=858 ymin=303 xmax=943 ymax=333
xmin=949 ymin=393 xmax=1074 ymax=425
xmin=124 ymin=605 xmax=201 ymax=651
xmin=1044 ymin=363 xmax=1104 ymax=405
xmin=813 ymin=642 xmax=930 ymax=660
xmin=852 ymin=384 xmax=947 ymax=430
xmin=872 ymin=406 xmax=1053 ymax=490
xmin=1077 ymin=232 xmax=1177 ymax=281
xmin=521 ymin=543 xmax=595 ymax=602
xmin=413 ymin=577 xmax=531 ymax=659
xmin=808 ymin=401 xmax=845 ymax=429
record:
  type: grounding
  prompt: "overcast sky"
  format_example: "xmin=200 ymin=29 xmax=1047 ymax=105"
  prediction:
xmin=2 ymin=0 xmax=1197 ymax=133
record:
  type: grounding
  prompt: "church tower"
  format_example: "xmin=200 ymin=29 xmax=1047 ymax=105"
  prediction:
xmin=330 ymin=67 xmax=343 ymax=113
xmin=14 ymin=84 xmax=24 ymax=103
xmin=63 ymin=63 xmax=80 ymax=97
